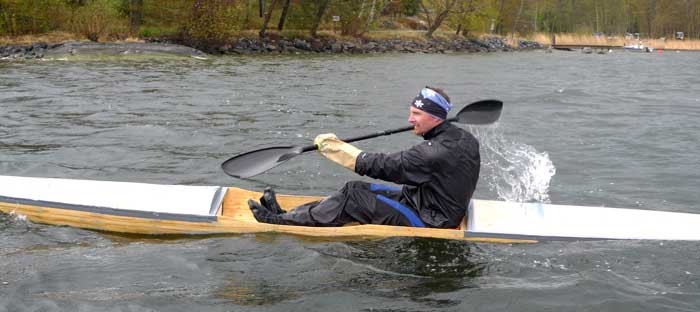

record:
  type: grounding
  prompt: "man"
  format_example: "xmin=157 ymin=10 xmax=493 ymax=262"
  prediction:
xmin=248 ymin=86 xmax=480 ymax=228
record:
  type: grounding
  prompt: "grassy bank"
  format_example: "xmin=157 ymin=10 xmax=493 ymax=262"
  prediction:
xmin=0 ymin=31 xmax=80 ymax=45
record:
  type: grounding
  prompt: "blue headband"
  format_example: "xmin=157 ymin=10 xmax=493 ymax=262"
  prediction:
xmin=411 ymin=88 xmax=452 ymax=120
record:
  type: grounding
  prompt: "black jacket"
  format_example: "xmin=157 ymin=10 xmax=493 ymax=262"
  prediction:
xmin=354 ymin=122 xmax=480 ymax=228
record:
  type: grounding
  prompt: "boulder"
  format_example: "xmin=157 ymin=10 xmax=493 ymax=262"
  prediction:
xmin=293 ymin=39 xmax=311 ymax=51
xmin=310 ymin=38 xmax=325 ymax=52
xmin=331 ymin=42 xmax=343 ymax=53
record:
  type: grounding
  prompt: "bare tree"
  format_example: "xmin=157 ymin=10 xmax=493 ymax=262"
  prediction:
xmin=128 ymin=0 xmax=143 ymax=37
xmin=532 ymin=0 xmax=538 ymax=33
xmin=259 ymin=0 xmax=279 ymax=37
xmin=277 ymin=0 xmax=292 ymax=31
xmin=310 ymin=0 xmax=331 ymax=37
xmin=512 ymin=0 xmax=524 ymax=34
xmin=495 ymin=0 xmax=505 ymax=34
xmin=450 ymin=0 xmax=486 ymax=36
xmin=420 ymin=0 xmax=460 ymax=38
xmin=364 ymin=0 xmax=390 ymax=33
xmin=364 ymin=0 xmax=377 ymax=32
xmin=502 ymin=0 xmax=524 ymax=44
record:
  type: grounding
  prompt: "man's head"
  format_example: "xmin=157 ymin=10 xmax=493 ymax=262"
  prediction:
xmin=408 ymin=86 xmax=452 ymax=136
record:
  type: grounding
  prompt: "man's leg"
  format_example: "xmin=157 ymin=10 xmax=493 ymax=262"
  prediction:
xmin=250 ymin=183 xmax=360 ymax=227
xmin=250 ymin=181 xmax=424 ymax=227
xmin=344 ymin=183 xmax=425 ymax=227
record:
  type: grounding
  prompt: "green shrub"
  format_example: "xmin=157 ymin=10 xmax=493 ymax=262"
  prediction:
xmin=0 ymin=11 xmax=16 ymax=35
xmin=69 ymin=0 xmax=126 ymax=41
xmin=402 ymin=0 xmax=420 ymax=16
xmin=0 ymin=0 xmax=70 ymax=35
xmin=183 ymin=0 xmax=245 ymax=45
xmin=328 ymin=0 xmax=366 ymax=37
xmin=140 ymin=0 xmax=190 ymax=36
xmin=283 ymin=1 xmax=319 ymax=31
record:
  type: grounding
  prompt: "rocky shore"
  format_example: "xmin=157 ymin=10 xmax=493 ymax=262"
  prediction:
xmin=0 ymin=41 xmax=207 ymax=60
xmin=199 ymin=36 xmax=544 ymax=54
xmin=1 ymin=36 xmax=544 ymax=60
xmin=1 ymin=42 xmax=53 ymax=60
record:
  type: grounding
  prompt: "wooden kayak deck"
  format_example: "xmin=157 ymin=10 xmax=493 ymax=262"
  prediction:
xmin=219 ymin=187 xmax=534 ymax=244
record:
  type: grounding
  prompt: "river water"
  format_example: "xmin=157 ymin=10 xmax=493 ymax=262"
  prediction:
xmin=1 ymin=50 xmax=699 ymax=311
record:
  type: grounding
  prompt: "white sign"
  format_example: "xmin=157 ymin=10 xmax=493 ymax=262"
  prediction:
xmin=332 ymin=15 xmax=340 ymax=22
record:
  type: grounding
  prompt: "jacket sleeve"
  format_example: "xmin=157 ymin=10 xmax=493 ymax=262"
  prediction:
xmin=355 ymin=142 xmax=436 ymax=186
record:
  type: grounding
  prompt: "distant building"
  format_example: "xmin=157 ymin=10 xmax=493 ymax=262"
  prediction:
xmin=676 ymin=32 xmax=685 ymax=40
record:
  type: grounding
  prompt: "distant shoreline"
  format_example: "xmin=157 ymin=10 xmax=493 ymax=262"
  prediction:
xmin=0 ymin=35 xmax=545 ymax=60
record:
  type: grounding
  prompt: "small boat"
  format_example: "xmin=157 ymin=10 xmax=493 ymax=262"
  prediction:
xmin=623 ymin=43 xmax=653 ymax=52
xmin=2 ymin=175 xmax=700 ymax=243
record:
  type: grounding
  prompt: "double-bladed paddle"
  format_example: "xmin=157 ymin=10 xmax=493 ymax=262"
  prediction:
xmin=222 ymin=99 xmax=503 ymax=178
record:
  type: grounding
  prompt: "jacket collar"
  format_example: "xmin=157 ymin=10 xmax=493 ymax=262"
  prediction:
xmin=422 ymin=121 xmax=450 ymax=140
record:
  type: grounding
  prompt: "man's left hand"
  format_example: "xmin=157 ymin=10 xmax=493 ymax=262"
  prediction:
xmin=314 ymin=133 xmax=362 ymax=171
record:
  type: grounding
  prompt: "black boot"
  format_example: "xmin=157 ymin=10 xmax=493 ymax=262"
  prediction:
xmin=260 ymin=187 xmax=285 ymax=215
xmin=248 ymin=199 xmax=288 ymax=225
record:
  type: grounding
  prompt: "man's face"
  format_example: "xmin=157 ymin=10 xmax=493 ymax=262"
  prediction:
xmin=408 ymin=106 xmax=442 ymax=136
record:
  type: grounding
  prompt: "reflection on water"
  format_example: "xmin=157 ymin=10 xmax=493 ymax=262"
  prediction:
xmin=212 ymin=237 xmax=485 ymax=307
xmin=346 ymin=239 xmax=485 ymax=279
xmin=218 ymin=283 xmax=300 ymax=306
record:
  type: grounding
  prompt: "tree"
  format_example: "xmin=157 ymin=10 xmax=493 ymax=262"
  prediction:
xmin=277 ymin=0 xmax=291 ymax=31
xmin=127 ymin=0 xmax=143 ymax=36
xmin=259 ymin=0 xmax=278 ymax=37
xmin=420 ymin=0 xmax=460 ymax=38
xmin=310 ymin=0 xmax=330 ymax=37
xmin=511 ymin=0 xmax=524 ymax=34
xmin=448 ymin=0 xmax=493 ymax=36
xmin=364 ymin=0 xmax=377 ymax=32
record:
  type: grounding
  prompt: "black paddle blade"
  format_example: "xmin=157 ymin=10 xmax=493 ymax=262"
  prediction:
xmin=455 ymin=99 xmax=503 ymax=125
xmin=221 ymin=146 xmax=303 ymax=178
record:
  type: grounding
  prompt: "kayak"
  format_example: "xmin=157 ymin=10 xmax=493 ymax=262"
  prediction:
xmin=2 ymin=175 xmax=700 ymax=243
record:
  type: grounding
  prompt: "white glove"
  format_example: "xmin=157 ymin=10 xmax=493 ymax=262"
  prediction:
xmin=314 ymin=133 xmax=362 ymax=171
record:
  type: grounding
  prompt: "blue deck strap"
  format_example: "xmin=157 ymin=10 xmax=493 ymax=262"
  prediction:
xmin=369 ymin=183 xmax=401 ymax=193
xmin=375 ymin=194 xmax=425 ymax=227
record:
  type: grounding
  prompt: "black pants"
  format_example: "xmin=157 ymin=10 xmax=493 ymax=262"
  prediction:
xmin=278 ymin=181 xmax=426 ymax=227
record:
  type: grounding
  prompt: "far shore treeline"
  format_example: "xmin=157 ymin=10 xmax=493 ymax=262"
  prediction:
xmin=1 ymin=0 xmax=699 ymax=45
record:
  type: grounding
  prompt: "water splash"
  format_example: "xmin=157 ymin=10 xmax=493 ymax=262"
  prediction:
xmin=472 ymin=126 xmax=556 ymax=203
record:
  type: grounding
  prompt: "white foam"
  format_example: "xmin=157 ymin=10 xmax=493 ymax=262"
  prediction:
xmin=473 ymin=126 xmax=556 ymax=203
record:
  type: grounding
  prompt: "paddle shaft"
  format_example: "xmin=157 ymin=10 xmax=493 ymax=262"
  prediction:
xmin=297 ymin=116 xmax=459 ymax=153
